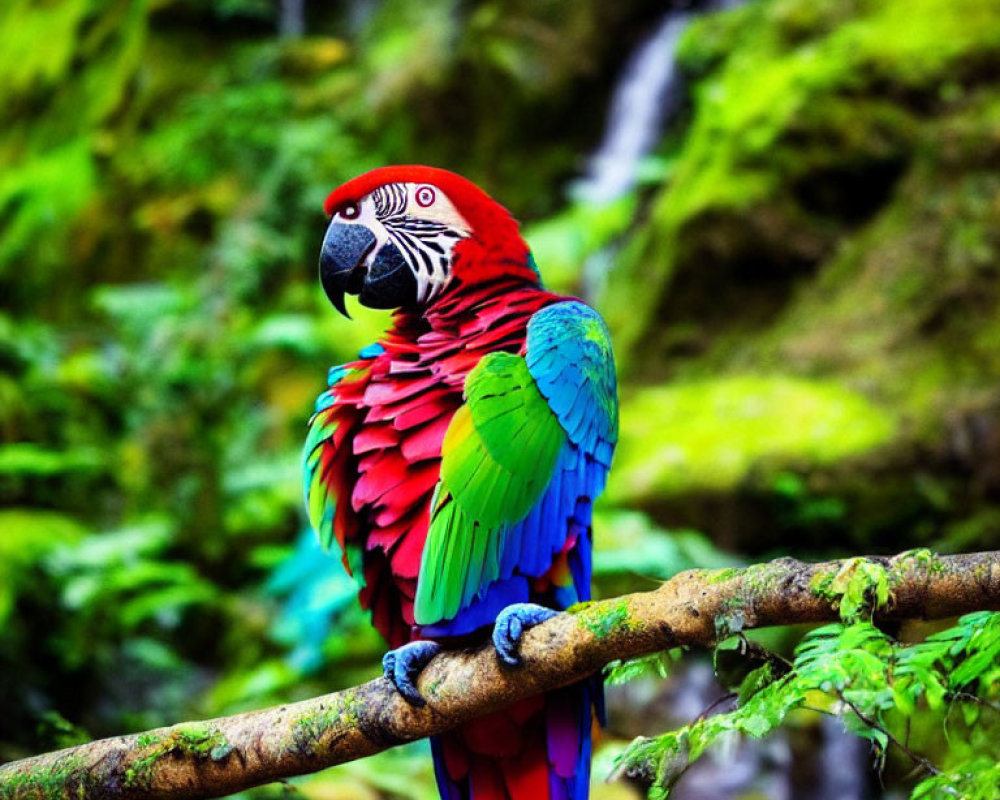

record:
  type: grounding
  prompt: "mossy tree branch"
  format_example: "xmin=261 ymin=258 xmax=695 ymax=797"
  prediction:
xmin=2 ymin=549 xmax=999 ymax=800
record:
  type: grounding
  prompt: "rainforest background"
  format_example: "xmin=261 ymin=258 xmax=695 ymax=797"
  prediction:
xmin=2 ymin=0 xmax=1000 ymax=797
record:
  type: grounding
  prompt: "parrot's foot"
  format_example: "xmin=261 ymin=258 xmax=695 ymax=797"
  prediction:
xmin=493 ymin=603 xmax=558 ymax=667
xmin=382 ymin=640 xmax=442 ymax=707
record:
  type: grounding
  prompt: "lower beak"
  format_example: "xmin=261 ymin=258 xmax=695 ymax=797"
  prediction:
xmin=318 ymin=220 xmax=419 ymax=316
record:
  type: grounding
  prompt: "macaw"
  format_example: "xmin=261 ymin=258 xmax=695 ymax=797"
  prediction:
xmin=304 ymin=165 xmax=618 ymax=800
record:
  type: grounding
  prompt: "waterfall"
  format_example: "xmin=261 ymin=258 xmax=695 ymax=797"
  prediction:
xmin=573 ymin=0 xmax=744 ymax=204
xmin=571 ymin=10 xmax=693 ymax=204
xmin=279 ymin=0 xmax=305 ymax=39
xmin=560 ymin=1 xmax=744 ymax=300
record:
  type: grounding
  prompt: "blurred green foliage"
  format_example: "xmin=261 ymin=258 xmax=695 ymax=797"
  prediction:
xmin=2 ymin=0 xmax=999 ymax=797
xmin=609 ymin=376 xmax=897 ymax=500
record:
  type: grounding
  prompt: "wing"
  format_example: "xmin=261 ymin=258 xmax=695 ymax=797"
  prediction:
xmin=414 ymin=301 xmax=617 ymax=634
xmin=303 ymin=342 xmax=385 ymax=580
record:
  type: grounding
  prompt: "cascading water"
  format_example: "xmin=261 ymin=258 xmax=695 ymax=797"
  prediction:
xmin=571 ymin=10 xmax=693 ymax=204
xmin=573 ymin=0 xmax=744 ymax=205
xmin=570 ymin=4 xmax=717 ymax=300
xmin=279 ymin=0 xmax=305 ymax=38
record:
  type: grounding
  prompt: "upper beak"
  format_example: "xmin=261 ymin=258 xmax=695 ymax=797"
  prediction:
xmin=318 ymin=220 xmax=419 ymax=316
xmin=319 ymin=220 xmax=376 ymax=318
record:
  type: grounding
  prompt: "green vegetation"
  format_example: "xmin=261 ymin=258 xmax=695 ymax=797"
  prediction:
xmin=125 ymin=724 xmax=232 ymax=788
xmin=601 ymin=0 xmax=1000 ymax=559
xmin=618 ymin=613 xmax=1000 ymax=799
xmin=2 ymin=0 xmax=999 ymax=797
xmin=569 ymin=599 xmax=637 ymax=639
xmin=609 ymin=376 xmax=897 ymax=501
xmin=604 ymin=651 xmax=679 ymax=687
xmin=810 ymin=557 xmax=891 ymax=621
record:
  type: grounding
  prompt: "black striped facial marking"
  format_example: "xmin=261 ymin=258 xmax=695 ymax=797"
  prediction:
xmin=366 ymin=182 xmax=472 ymax=304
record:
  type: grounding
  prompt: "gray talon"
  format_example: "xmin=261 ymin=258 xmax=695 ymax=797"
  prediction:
xmin=493 ymin=603 xmax=558 ymax=667
xmin=382 ymin=640 xmax=441 ymax=706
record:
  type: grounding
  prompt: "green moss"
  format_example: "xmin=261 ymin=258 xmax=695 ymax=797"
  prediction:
xmin=569 ymin=599 xmax=637 ymax=639
xmin=123 ymin=723 xmax=232 ymax=789
xmin=173 ymin=723 xmax=232 ymax=759
xmin=892 ymin=548 xmax=946 ymax=576
xmin=972 ymin=560 xmax=993 ymax=583
xmin=680 ymin=0 xmax=1000 ymax=207
xmin=0 ymin=751 xmax=94 ymax=798
xmin=597 ymin=0 xmax=1000 ymax=556
xmin=293 ymin=694 xmax=364 ymax=752
xmin=135 ymin=732 xmax=161 ymax=749
xmin=706 ymin=567 xmax=742 ymax=584
xmin=293 ymin=710 xmax=328 ymax=750
xmin=607 ymin=376 xmax=896 ymax=503
xmin=605 ymin=0 xmax=1000 ymax=361
xmin=739 ymin=561 xmax=797 ymax=598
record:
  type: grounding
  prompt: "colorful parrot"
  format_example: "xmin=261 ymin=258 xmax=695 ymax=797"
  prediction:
xmin=303 ymin=165 xmax=618 ymax=800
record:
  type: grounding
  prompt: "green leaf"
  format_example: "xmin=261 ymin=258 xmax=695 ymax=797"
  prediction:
xmin=604 ymin=651 xmax=678 ymax=685
xmin=811 ymin=558 xmax=891 ymax=622
xmin=0 ymin=509 xmax=87 ymax=624
xmin=0 ymin=443 xmax=104 ymax=476
xmin=617 ymin=611 xmax=1000 ymax=799
xmin=737 ymin=663 xmax=777 ymax=706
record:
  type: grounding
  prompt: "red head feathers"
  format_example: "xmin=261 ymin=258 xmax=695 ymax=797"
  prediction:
xmin=319 ymin=166 xmax=537 ymax=312
xmin=324 ymin=165 xmax=525 ymax=252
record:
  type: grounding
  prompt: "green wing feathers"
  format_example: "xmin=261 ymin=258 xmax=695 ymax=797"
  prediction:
xmin=442 ymin=354 xmax=565 ymax=524
xmin=415 ymin=352 xmax=566 ymax=624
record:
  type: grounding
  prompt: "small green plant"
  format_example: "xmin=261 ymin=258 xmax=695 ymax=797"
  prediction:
xmin=810 ymin=556 xmax=891 ymax=621
xmin=604 ymin=651 xmax=681 ymax=686
xmin=616 ymin=612 xmax=1000 ymax=799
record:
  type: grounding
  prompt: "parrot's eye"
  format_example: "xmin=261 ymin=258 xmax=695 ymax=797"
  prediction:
xmin=415 ymin=186 xmax=436 ymax=208
xmin=339 ymin=202 xmax=360 ymax=220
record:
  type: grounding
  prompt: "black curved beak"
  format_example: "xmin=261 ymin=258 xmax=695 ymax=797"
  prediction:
xmin=319 ymin=221 xmax=375 ymax=318
xmin=318 ymin=221 xmax=418 ymax=318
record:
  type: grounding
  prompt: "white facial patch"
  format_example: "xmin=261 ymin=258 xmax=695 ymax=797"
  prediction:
xmin=367 ymin=182 xmax=472 ymax=305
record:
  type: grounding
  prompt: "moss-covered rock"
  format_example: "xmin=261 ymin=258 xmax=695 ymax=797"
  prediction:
xmin=598 ymin=0 xmax=1000 ymax=551
xmin=609 ymin=376 xmax=896 ymax=501
xmin=605 ymin=0 xmax=1000 ymax=363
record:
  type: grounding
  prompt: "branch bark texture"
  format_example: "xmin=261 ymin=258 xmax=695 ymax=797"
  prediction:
xmin=2 ymin=549 xmax=998 ymax=800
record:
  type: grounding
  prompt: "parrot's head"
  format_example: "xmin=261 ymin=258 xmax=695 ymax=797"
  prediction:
xmin=318 ymin=165 xmax=534 ymax=316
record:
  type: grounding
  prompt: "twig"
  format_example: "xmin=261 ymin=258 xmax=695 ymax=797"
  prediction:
xmin=945 ymin=691 xmax=1000 ymax=715
xmin=838 ymin=693 xmax=941 ymax=776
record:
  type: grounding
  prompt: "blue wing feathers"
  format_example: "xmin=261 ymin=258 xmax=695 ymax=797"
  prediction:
xmin=314 ymin=387 xmax=336 ymax=413
xmin=425 ymin=441 xmax=598 ymax=637
xmin=417 ymin=301 xmax=617 ymax=636
xmin=526 ymin=301 xmax=618 ymax=449
xmin=327 ymin=364 xmax=347 ymax=385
